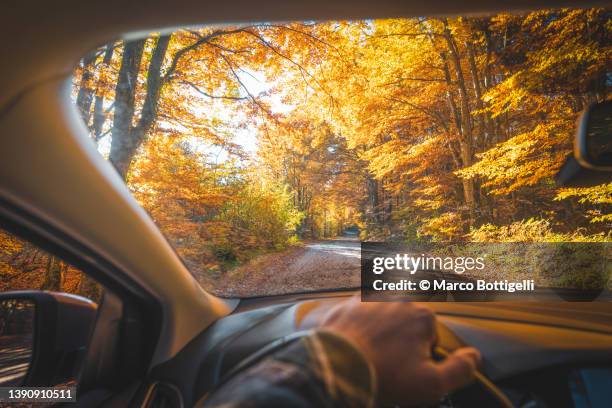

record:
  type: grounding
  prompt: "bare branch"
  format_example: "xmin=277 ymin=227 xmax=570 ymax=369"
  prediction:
xmin=258 ymin=23 xmax=343 ymax=56
xmin=217 ymin=52 xmax=273 ymax=117
xmin=239 ymin=28 xmax=336 ymax=110
xmin=163 ymin=27 xmax=255 ymax=83
xmin=206 ymin=41 xmax=252 ymax=55
xmin=379 ymin=77 xmax=451 ymax=87
xmin=369 ymin=32 xmax=443 ymax=40
xmin=181 ymin=80 xmax=248 ymax=101
xmin=385 ymin=96 xmax=448 ymax=131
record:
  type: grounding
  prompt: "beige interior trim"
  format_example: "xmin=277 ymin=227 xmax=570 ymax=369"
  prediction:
xmin=0 ymin=78 xmax=236 ymax=364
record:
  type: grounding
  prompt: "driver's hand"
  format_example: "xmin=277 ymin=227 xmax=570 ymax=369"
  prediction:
xmin=318 ymin=297 xmax=480 ymax=405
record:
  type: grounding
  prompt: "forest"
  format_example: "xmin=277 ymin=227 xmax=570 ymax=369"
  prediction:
xmin=1 ymin=8 xmax=610 ymax=297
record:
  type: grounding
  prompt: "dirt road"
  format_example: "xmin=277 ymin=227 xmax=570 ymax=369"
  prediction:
xmin=0 ymin=336 xmax=31 ymax=385
xmin=215 ymin=238 xmax=361 ymax=297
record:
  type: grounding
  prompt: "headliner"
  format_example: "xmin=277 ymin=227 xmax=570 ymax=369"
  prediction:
xmin=1 ymin=0 xmax=610 ymax=111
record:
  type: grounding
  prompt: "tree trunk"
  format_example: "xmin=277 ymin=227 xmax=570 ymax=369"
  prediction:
xmin=109 ymin=35 xmax=171 ymax=180
xmin=41 ymin=256 xmax=63 ymax=291
xmin=441 ymin=19 xmax=476 ymax=214
xmin=438 ymin=51 xmax=463 ymax=136
xmin=92 ymin=44 xmax=115 ymax=141
xmin=131 ymin=35 xmax=171 ymax=146
xmin=109 ymin=39 xmax=146 ymax=179
xmin=76 ymin=51 xmax=98 ymax=125
xmin=366 ymin=174 xmax=379 ymax=223
xmin=465 ymin=39 xmax=486 ymax=150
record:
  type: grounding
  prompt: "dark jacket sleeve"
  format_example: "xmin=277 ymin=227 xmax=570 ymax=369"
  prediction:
xmin=199 ymin=330 xmax=377 ymax=408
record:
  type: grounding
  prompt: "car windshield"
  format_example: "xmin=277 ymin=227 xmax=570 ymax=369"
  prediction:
xmin=71 ymin=8 xmax=611 ymax=297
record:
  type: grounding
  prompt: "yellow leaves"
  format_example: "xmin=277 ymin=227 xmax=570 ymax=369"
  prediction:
xmin=482 ymin=75 xmax=530 ymax=118
xmin=218 ymin=179 xmax=305 ymax=250
xmin=457 ymin=121 xmax=571 ymax=195
xmin=556 ymin=183 xmax=612 ymax=205
xmin=364 ymin=139 xmax=410 ymax=179
xmin=468 ymin=218 xmax=611 ymax=242
xmin=556 ymin=183 xmax=612 ymax=224
xmin=69 ymin=8 xmax=610 ymax=255
xmin=127 ymin=126 xmax=309 ymax=271
xmin=0 ymin=229 xmax=23 ymax=255
xmin=420 ymin=212 xmax=466 ymax=241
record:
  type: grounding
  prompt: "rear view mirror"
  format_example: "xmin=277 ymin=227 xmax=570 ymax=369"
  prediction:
xmin=0 ymin=291 xmax=97 ymax=387
xmin=556 ymin=100 xmax=612 ymax=186
xmin=575 ymin=100 xmax=612 ymax=170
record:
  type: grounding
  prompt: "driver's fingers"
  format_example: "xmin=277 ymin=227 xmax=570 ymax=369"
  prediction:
xmin=435 ymin=347 xmax=481 ymax=393
xmin=411 ymin=305 xmax=438 ymax=343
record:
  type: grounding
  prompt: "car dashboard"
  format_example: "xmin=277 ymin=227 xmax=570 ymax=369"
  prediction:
xmin=150 ymin=292 xmax=612 ymax=407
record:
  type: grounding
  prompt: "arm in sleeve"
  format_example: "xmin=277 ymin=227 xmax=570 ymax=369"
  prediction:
xmin=199 ymin=330 xmax=377 ymax=408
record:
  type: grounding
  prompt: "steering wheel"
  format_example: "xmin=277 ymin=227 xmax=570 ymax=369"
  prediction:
xmin=432 ymin=346 xmax=515 ymax=408
xmin=195 ymin=330 xmax=516 ymax=408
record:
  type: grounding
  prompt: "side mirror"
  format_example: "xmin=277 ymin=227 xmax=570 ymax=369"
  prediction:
xmin=575 ymin=100 xmax=612 ymax=170
xmin=556 ymin=100 xmax=612 ymax=187
xmin=0 ymin=291 xmax=97 ymax=386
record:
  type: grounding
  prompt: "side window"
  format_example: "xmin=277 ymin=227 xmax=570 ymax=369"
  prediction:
xmin=0 ymin=227 xmax=101 ymax=302
xmin=0 ymin=227 xmax=102 ymax=387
